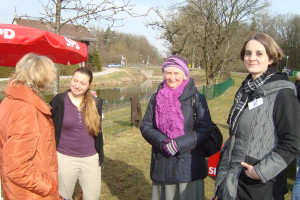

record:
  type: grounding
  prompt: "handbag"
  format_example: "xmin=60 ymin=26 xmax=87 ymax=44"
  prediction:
xmin=192 ymin=94 xmax=223 ymax=157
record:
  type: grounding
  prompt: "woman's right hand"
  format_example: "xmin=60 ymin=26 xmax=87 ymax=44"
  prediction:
xmin=241 ymin=162 xmax=260 ymax=180
xmin=162 ymin=138 xmax=179 ymax=156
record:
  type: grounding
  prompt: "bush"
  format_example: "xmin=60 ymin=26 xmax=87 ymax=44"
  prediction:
xmin=59 ymin=64 xmax=79 ymax=76
xmin=0 ymin=67 xmax=15 ymax=78
xmin=88 ymin=49 xmax=102 ymax=72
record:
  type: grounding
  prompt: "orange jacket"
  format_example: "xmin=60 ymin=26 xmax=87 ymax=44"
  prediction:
xmin=0 ymin=80 xmax=60 ymax=200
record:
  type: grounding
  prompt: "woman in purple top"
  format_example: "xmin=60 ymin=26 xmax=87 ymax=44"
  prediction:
xmin=50 ymin=67 xmax=104 ymax=200
xmin=140 ymin=55 xmax=213 ymax=200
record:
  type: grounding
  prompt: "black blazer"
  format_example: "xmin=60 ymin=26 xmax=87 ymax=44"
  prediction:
xmin=50 ymin=90 xmax=104 ymax=165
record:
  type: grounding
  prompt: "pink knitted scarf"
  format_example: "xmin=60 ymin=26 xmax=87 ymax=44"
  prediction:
xmin=155 ymin=78 xmax=189 ymax=139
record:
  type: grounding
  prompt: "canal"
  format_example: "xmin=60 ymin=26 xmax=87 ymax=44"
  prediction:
xmin=41 ymin=81 xmax=161 ymax=112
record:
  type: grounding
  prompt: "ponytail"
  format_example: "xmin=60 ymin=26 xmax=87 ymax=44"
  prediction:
xmin=80 ymin=88 xmax=101 ymax=136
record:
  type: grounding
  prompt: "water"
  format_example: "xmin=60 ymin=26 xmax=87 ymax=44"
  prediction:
xmin=1 ymin=80 xmax=161 ymax=111
xmin=42 ymin=82 xmax=160 ymax=111
xmin=92 ymin=85 xmax=159 ymax=111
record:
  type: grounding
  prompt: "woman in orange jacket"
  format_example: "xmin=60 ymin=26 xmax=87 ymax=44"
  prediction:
xmin=0 ymin=53 xmax=61 ymax=199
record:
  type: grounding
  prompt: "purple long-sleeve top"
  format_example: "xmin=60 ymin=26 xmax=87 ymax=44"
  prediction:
xmin=57 ymin=94 xmax=97 ymax=157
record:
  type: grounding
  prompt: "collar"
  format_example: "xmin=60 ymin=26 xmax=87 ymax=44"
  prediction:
xmin=65 ymin=92 xmax=73 ymax=105
xmin=5 ymin=79 xmax=51 ymax=115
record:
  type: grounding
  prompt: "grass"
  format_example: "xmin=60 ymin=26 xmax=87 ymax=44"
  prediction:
xmin=102 ymin=107 xmax=132 ymax=136
xmin=100 ymin=72 xmax=295 ymax=200
xmin=57 ymin=68 xmax=146 ymax=91
xmin=101 ymin=128 xmax=152 ymax=200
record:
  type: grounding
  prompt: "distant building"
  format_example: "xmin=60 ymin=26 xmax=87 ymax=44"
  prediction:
xmin=12 ymin=18 xmax=97 ymax=64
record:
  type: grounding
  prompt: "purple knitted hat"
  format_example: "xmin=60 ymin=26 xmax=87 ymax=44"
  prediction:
xmin=161 ymin=55 xmax=189 ymax=77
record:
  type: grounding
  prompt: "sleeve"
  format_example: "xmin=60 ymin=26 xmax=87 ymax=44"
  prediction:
xmin=49 ymin=93 xmax=60 ymax=109
xmin=175 ymin=92 xmax=212 ymax=153
xmin=2 ymin=107 xmax=56 ymax=196
xmin=96 ymin=97 xmax=103 ymax=118
xmin=96 ymin=98 xmax=104 ymax=165
xmin=296 ymin=85 xmax=300 ymax=103
xmin=49 ymin=93 xmax=63 ymax=145
xmin=49 ymin=93 xmax=62 ymax=122
xmin=254 ymin=89 xmax=300 ymax=182
xmin=140 ymin=94 xmax=169 ymax=151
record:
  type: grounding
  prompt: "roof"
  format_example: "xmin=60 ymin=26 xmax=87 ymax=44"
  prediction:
xmin=13 ymin=18 xmax=97 ymax=42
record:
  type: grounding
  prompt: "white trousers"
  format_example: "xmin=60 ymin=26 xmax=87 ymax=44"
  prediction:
xmin=57 ymin=152 xmax=101 ymax=200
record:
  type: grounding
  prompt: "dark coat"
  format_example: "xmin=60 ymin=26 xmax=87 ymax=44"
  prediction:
xmin=140 ymin=79 xmax=212 ymax=183
xmin=50 ymin=90 xmax=104 ymax=165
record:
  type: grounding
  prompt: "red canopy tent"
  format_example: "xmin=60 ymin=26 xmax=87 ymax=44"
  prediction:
xmin=0 ymin=24 xmax=88 ymax=67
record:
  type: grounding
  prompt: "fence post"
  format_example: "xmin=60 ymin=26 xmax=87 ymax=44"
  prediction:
xmin=213 ymin=84 xmax=216 ymax=98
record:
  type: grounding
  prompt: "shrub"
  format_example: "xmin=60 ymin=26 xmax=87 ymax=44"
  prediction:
xmin=59 ymin=64 xmax=79 ymax=76
xmin=88 ymin=49 xmax=102 ymax=72
xmin=0 ymin=67 xmax=15 ymax=78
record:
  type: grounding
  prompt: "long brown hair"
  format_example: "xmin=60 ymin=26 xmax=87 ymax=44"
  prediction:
xmin=73 ymin=67 xmax=101 ymax=136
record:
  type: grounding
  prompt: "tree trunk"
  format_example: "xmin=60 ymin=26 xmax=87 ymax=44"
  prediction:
xmin=53 ymin=0 xmax=62 ymax=95
xmin=53 ymin=65 xmax=60 ymax=95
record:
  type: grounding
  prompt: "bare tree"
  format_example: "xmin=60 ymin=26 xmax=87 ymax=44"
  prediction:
xmin=255 ymin=14 xmax=300 ymax=71
xmin=29 ymin=0 xmax=135 ymax=34
xmin=19 ymin=0 xmax=136 ymax=94
xmin=147 ymin=6 xmax=192 ymax=56
xmin=91 ymin=27 xmax=163 ymax=65
xmin=149 ymin=0 xmax=269 ymax=85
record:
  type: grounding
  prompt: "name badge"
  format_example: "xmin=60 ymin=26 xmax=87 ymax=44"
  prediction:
xmin=248 ymin=98 xmax=263 ymax=110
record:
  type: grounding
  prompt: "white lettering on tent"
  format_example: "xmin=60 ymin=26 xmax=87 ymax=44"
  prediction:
xmin=65 ymin=37 xmax=80 ymax=50
xmin=209 ymin=167 xmax=216 ymax=175
xmin=0 ymin=29 xmax=15 ymax=39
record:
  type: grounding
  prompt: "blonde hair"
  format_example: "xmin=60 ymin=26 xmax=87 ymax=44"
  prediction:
xmin=11 ymin=53 xmax=56 ymax=92
xmin=73 ymin=67 xmax=101 ymax=136
xmin=240 ymin=33 xmax=284 ymax=67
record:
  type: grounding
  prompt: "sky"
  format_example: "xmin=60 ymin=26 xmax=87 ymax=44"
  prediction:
xmin=1 ymin=0 xmax=300 ymax=55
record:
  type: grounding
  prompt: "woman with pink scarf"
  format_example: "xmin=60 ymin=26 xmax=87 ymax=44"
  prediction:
xmin=140 ymin=55 xmax=213 ymax=200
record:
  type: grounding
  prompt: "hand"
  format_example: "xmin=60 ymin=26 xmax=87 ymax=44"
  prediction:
xmin=162 ymin=139 xmax=179 ymax=156
xmin=241 ymin=162 xmax=260 ymax=180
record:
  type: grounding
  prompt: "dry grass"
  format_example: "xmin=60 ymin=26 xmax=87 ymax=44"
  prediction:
xmin=57 ymin=68 xmax=146 ymax=91
xmin=101 ymin=128 xmax=152 ymax=200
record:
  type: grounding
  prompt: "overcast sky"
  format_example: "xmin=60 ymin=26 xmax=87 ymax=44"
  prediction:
xmin=1 ymin=0 xmax=300 ymax=55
